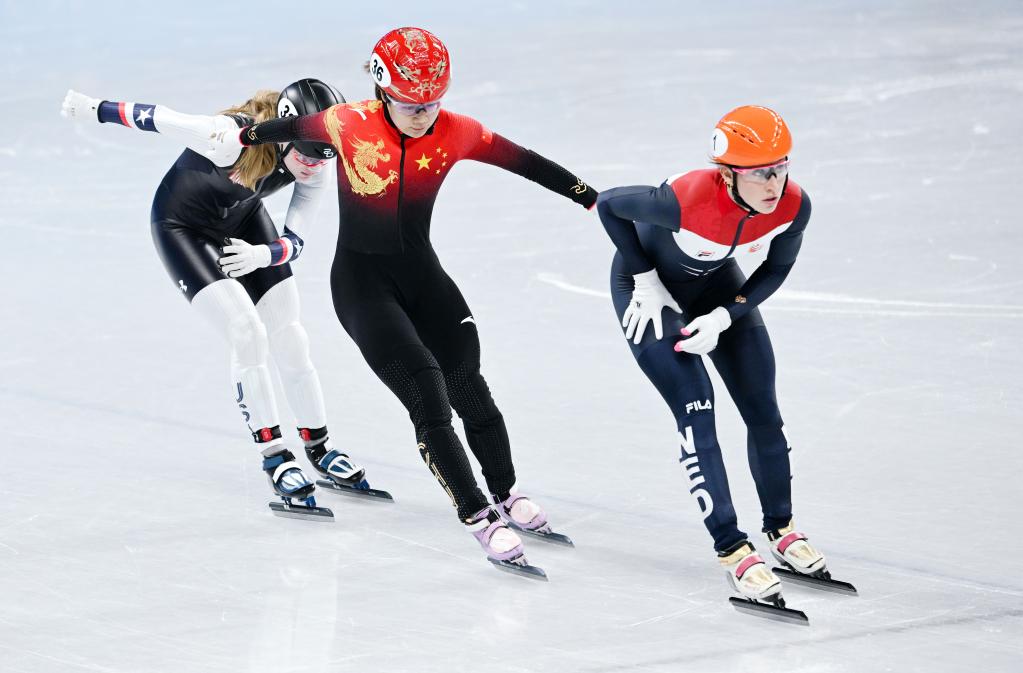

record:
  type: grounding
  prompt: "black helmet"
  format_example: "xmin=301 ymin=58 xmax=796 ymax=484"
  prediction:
xmin=277 ymin=78 xmax=345 ymax=160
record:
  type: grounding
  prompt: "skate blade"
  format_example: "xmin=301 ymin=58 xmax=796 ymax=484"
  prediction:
xmin=316 ymin=479 xmax=394 ymax=502
xmin=728 ymin=597 xmax=809 ymax=625
xmin=488 ymin=557 xmax=549 ymax=581
xmin=268 ymin=501 xmax=335 ymax=521
xmin=774 ymin=567 xmax=858 ymax=595
xmin=507 ymin=521 xmax=574 ymax=547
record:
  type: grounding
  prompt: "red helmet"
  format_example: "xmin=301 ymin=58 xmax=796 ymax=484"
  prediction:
xmin=710 ymin=105 xmax=792 ymax=167
xmin=369 ymin=27 xmax=451 ymax=104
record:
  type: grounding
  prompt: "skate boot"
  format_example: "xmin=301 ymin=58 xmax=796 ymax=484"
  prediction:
xmin=467 ymin=507 xmax=546 ymax=580
xmin=720 ymin=540 xmax=808 ymax=624
xmin=767 ymin=521 xmax=858 ymax=595
xmin=301 ymin=426 xmax=393 ymax=501
xmin=493 ymin=484 xmax=573 ymax=547
xmin=767 ymin=522 xmax=826 ymax=577
xmin=262 ymin=445 xmax=333 ymax=521
xmin=720 ymin=541 xmax=783 ymax=603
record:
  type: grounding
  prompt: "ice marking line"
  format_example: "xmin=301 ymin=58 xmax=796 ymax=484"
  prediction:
xmin=0 ymin=384 xmax=238 ymax=439
xmin=375 ymin=531 xmax=477 ymax=563
xmin=536 ymin=273 xmax=1023 ymax=318
xmin=576 ymin=608 xmax=1023 ymax=672
xmin=0 ymin=644 xmax=124 ymax=673
xmin=536 ymin=272 xmax=610 ymax=298
xmin=773 ymin=289 xmax=1023 ymax=312
xmin=626 ymin=606 xmax=703 ymax=627
xmin=0 ymin=220 xmax=122 ymax=238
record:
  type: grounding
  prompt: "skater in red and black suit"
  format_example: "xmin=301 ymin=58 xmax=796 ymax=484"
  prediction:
xmin=597 ymin=106 xmax=854 ymax=615
xmin=231 ymin=27 xmax=596 ymax=575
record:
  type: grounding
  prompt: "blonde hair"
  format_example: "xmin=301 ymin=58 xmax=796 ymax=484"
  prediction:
xmin=220 ymin=90 xmax=280 ymax=190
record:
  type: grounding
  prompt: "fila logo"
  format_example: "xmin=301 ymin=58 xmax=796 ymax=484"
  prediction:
xmin=679 ymin=426 xmax=713 ymax=519
xmin=685 ymin=399 xmax=712 ymax=414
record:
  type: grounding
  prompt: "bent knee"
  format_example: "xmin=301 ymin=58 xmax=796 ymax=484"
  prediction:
xmin=228 ymin=312 xmax=269 ymax=367
xmin=268 ymin=320 xmax=312 ymax=372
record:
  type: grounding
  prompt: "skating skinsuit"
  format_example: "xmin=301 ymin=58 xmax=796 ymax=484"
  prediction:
xmin=241 ymin=100 xmax=596 ymax=520
xmin=597 ymin=170 xmax=811 ymax=552
xmin=146 ymin=112 xmax=310 ymax=302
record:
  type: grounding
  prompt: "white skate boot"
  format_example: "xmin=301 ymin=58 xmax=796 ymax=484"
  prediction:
xmin=720 ymin=541 xmax=809 ymax=624
xmin=719 ymin=541 xmax=783 ymax=603
xmin=767 ymin=521 xmax=858 ymax=595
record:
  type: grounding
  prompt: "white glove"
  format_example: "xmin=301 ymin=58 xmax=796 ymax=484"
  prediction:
xmin=219 ymin=238 xmax=272 ymax=278
xmin=61 ymin=89 xmax=101 ymax=122
xmin=674 ymin=307 xmax=732 ymax=355
xmin=622 ymin=269 xmax=683 ymax=345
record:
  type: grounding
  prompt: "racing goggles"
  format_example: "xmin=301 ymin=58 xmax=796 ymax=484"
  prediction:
xmin=291 ymin=149 xmax=328 ymax=167
xmin=731 ymin=158 xmax=789 ymax=184
xmin=384 ymin=93 xmax=443 ymax=116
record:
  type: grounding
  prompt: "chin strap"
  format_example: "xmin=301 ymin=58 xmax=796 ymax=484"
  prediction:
xmin=725 ymin=168 xmax=755 ymax=212
xmin=725 ymin=169 xmax=790 ymax=214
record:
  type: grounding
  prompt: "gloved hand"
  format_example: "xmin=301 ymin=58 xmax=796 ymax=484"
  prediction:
xmin=674 ymin=307 xmax=732 ymax=355
xmin=219 ymin=238 xmax=272 ymax=278
xmin=60 ymin=89 xmax=101 ymax=122
xmin=622 ymin=269 xmax=682 ymax=344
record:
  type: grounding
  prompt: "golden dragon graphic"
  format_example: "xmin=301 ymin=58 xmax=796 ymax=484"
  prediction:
xmin=323 ymin=103 xmax=398 ymax=197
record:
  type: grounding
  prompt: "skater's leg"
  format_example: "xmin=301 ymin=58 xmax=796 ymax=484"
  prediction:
xmin=191 ymin=279 xmax=281 ymax=440
xmin=151 ymin=221 xmax=283 ymax=443
xmin=610 ymin=257 xmax=746 ymax=553
xmin=330 ymin=254 xmax=489 ymax=521
xmin=413 ymin=267 xmax=515 ymax=499
xmin=255 ymin=275 xmax=327 ymax=429
xmin=253 ymin=275 xmax=366 ymax=481
xmin=709 ymin=321 xmax=793 ymax=534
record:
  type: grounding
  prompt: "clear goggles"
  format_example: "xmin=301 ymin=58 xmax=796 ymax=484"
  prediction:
xmin=291 ymin=150 xmax=328 ymax=167
xmin=731 ymin=158 xmax=789 ymax=184
xmin=384 ymin=93 xmax=443 ymax=116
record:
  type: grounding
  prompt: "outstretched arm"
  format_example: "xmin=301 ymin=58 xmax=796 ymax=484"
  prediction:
xmin=60 ymin=89 xmax=243 ymax=167
xmin=238 ymin=109 xmax=333 ymax=147
xmin=459 ymin=118 xmax=597 ymax=210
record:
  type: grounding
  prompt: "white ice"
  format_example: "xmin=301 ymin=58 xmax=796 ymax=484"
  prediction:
xmin=2 ymin=1 xmax=1021 ymax=671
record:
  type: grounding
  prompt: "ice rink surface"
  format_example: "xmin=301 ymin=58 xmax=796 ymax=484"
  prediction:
xmin=2 ymin=1 xmax=1022 ymax=671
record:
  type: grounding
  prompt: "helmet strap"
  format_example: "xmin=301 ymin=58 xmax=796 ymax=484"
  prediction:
xmin=279 ymin=142 xmax=294 ymax=162
xmin=726 ymin=168 xmax=756 ymax=213
xmin=725 ymin=168 xmax=790 ymax=214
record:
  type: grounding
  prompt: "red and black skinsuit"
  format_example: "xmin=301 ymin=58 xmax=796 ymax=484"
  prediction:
xmin=241 ymin=100 xmax=596 ymax=520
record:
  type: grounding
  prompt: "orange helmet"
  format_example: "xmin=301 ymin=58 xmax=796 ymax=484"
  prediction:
xmin=710 ymin=105 xmax=791 ymax=167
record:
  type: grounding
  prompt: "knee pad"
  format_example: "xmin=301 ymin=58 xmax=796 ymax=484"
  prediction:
xmin=444 ymin=362 xmax=499 ymax=423
xmin=268 ymin=319 xmax=312 ymax=373
xmin=228 ymin=311 xmax=269 ymax=368
xmin=375 ymin=346 xmax=453 ymax=434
